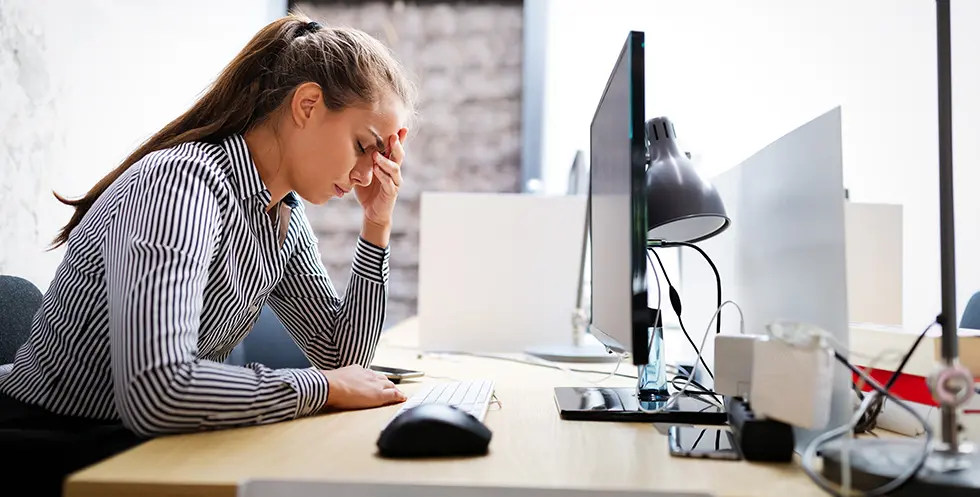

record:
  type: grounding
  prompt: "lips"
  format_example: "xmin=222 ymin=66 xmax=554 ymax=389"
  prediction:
xmin=335 ymin=185 xmax=347 ymax=197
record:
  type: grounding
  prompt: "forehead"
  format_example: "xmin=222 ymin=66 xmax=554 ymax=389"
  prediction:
xmin=348 ymin=95 xmax=406 ymax=134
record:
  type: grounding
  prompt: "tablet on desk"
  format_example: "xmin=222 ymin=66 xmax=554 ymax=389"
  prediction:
xmin=370 ymin=365 xmax=424 ymax=383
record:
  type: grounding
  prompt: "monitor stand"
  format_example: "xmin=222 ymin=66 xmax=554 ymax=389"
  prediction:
xmin=552 ymin=313 xmax=728 ymax=425
xmin=553 ymin=386 xmax=727 ymax=425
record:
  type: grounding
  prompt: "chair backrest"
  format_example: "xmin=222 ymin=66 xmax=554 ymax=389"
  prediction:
xmin=962 ymin=292 xmax=980 ymax=330
xmin=0 ymin=276 xmax=42 ymax=364
xmin=230 ymin=306 xmax=311 ymax=369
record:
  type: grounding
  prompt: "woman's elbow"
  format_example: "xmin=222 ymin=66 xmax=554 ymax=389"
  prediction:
xmin=114 ymin=378 xmax=185 ymax=438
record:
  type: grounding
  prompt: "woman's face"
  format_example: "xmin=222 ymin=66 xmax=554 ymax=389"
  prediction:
xmin=282 ymin=82 xmax=407 ymax=205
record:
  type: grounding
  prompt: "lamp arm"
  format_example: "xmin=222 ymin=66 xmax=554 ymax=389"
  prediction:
xmin=572 ymin=182 xmax=593 ymax=346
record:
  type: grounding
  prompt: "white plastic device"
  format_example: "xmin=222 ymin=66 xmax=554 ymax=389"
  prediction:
xmin=714 ymin=334 xmax=758 ymax=399
xmin=750 ymin=334 xmax=834 ymax=430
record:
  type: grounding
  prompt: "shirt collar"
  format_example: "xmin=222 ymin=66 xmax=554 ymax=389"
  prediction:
xmin=219 ymin=134 xmax=301 ymax=208
xmin=220 ymin=134 xmax=266 ymax=201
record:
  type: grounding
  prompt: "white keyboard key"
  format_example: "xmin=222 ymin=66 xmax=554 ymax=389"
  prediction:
xmin=384 ymin=380 xmax=495 ymax=428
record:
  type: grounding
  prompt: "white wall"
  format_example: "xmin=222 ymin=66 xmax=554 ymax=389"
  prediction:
xmin=0 ymin=0 xmax=285 ymax=289
xmin=541 ymin=0 xmax=980 ymax=329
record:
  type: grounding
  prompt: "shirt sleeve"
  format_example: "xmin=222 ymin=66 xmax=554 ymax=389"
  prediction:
xmin=267 ymin=220 xmax=389 ymax=371
xmin=104 ymin=159 xmax=328 ymax=438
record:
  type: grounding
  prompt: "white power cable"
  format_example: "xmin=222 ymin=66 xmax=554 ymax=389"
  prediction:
xmin=768 ymin=324 xmax=934 ymax=497
xmin=520 ymin=352 xmax=626 ymax=385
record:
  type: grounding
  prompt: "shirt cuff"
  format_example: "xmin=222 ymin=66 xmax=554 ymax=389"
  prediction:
xmin=278 ymin=367 xmax=330 ymax=418
xmin=351 ymin=235 xmax=390 ymax=284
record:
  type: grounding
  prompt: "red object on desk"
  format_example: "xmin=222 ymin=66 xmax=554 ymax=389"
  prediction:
xmin=853 ymin=368 xmax=980 ymax=413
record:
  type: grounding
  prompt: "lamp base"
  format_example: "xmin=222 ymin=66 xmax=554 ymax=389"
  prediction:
xmin=820 ymin=438 xmax=980 ymax=496
xmin=525 ymin=341 xmax=620 ymax=364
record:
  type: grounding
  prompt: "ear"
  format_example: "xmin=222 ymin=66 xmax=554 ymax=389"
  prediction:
xmin=397 ymin=127 xmax=409 ymax=143
xmin=289 ymin=82 xmax=323 ymax=128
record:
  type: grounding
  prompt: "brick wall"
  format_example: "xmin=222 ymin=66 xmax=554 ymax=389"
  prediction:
xmin=296 ymin=1 xmax=523 ymax=326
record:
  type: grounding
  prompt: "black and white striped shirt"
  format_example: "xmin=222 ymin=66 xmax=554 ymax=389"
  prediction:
xmin=0 ymin=134 xmax=389 ymax=437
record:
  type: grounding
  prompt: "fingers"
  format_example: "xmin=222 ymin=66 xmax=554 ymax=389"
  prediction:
xmin=373 ymin=153 xmax=401 ymax=196
xmin=383 ymin=386 xmax=407 ymax=404
xmin=387 ymin=133 xmax=406 ymax=165
xmin=375 ymin=374 xmax=404 ymax=404
xmin=373 ymin=150 xmax=402 ymax=186
xmin=372 ymin=165 xmax=398 ymax=197
xmin=369 ymin=133 xmax=405 ymax=197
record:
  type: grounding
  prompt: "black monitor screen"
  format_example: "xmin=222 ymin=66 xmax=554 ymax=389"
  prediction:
xmin=589 ymin=31 xmax=649 ymax=365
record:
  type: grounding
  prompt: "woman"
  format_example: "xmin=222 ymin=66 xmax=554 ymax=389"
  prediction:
xmin=0 ymin=13 xmax=415 ymax=488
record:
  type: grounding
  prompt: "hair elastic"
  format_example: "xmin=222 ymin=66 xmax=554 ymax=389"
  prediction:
xmin=296 ymin=20 xmax=322 ymax=38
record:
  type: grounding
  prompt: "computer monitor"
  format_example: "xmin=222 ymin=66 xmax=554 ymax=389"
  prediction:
xmin=588 ymin=30 xmax=649 ymax=366
xmin=552 ymin=31 xmax=726 ymax=425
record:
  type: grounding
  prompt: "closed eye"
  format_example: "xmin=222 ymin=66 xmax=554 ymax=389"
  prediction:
xmin=356 ymin=142 xmax=366 ymax=154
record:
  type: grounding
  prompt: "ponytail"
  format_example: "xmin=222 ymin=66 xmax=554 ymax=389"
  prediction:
xmin=51 ymin=12 xmax=416 ymax=248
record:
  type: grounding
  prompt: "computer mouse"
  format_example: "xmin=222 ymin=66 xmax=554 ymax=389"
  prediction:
xmin=377 ymin=404 xmax=492 ymax=458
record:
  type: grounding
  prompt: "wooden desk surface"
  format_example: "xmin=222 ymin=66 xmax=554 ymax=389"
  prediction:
xmin=67 ymin=318 xmax=829 ymax=497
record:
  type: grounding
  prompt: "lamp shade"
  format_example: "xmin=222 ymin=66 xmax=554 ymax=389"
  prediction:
xmin=645 ymin=117 xmax=730 ymax=243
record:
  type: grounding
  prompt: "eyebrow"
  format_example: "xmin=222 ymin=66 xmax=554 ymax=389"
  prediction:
xmin=370 ymin=130 xmax=386 ymax=155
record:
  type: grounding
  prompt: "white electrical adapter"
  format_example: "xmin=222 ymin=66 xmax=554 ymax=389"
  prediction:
xmin=714 ymin=334 xmax=759 ymax=399
xmin=750 ymin=334 xmax=834 ymax=430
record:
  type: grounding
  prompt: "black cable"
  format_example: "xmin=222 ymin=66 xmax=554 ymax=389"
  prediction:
xmin=669 ymin=375 xmax=719 ymax=398
xmin=648 ymin=249 xmax=714 ymax=380
xmin=692 ymin=428 xmax=706 ymax=448
xmin=662 ymin=241 xmax=723 ymax=335
xmin=669 ymin=376 xmax=724 ymax=408
xmin=853 ymin=321 xmax=937 ymax=434
xmin=885 ymin=321 xmax=937 ymax=390
xmin=677 ymin=315 xmax=715 ymax=381
xmin=649 ymin=248 xmax=675 ymax=287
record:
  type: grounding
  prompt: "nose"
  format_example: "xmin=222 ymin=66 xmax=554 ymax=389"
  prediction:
xmin=350 ymin=159 xmax=374 ymax=187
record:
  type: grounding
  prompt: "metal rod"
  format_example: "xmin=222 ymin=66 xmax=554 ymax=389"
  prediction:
xmin=572 ymin=183 xmax=592 ymax=347
xmin=936 ymin=0 xmax=960 ymax=450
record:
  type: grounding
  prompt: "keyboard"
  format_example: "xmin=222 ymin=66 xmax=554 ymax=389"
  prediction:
xmin=389 ymin=380 xmax=495 ymax=422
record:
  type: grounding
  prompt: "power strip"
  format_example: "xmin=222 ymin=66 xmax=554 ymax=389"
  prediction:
xmin=726 ymin=396 xmax=795 ymax=462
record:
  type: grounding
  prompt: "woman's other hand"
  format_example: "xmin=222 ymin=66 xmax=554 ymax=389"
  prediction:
xmin=321 ymin=365 xmax=407 ymax=410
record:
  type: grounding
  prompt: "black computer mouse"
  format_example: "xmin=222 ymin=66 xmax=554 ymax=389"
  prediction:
xmin=377 ymin=404 xmax=492 ymax=458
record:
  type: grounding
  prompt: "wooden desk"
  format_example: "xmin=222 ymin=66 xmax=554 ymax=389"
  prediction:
xmin=67 ymin=318 xmax=829 ymax=497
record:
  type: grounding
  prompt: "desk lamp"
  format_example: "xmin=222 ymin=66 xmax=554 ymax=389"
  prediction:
xmin=644 ymin=117 xmax=730 ymax=245
xmin=641 ymin=117 xmax=729 ymax=397
xmin=820 ymin=1 xmax=980 ymax=494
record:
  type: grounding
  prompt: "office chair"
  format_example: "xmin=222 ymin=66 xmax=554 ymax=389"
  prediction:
xmin=0 ymin=274 xmax=311 ymax=369
xmin=226 ymin=306 xmax=312 ymax=369
xmin=962 ymin=291 xmax=980 ymax=330
xmin=0 ymin=275 xmax=42 ymax=364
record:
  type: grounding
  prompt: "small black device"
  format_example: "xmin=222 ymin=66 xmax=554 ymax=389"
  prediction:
xmin=725 ymin=396 xmax=794 ymax=462
xmin=376 ymin=404 xmax=492 ymax=458
xmin=667 ymin=425 xmax=742 ymax=461
xmin=369 ymin=365 xmax=424 ymax=383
